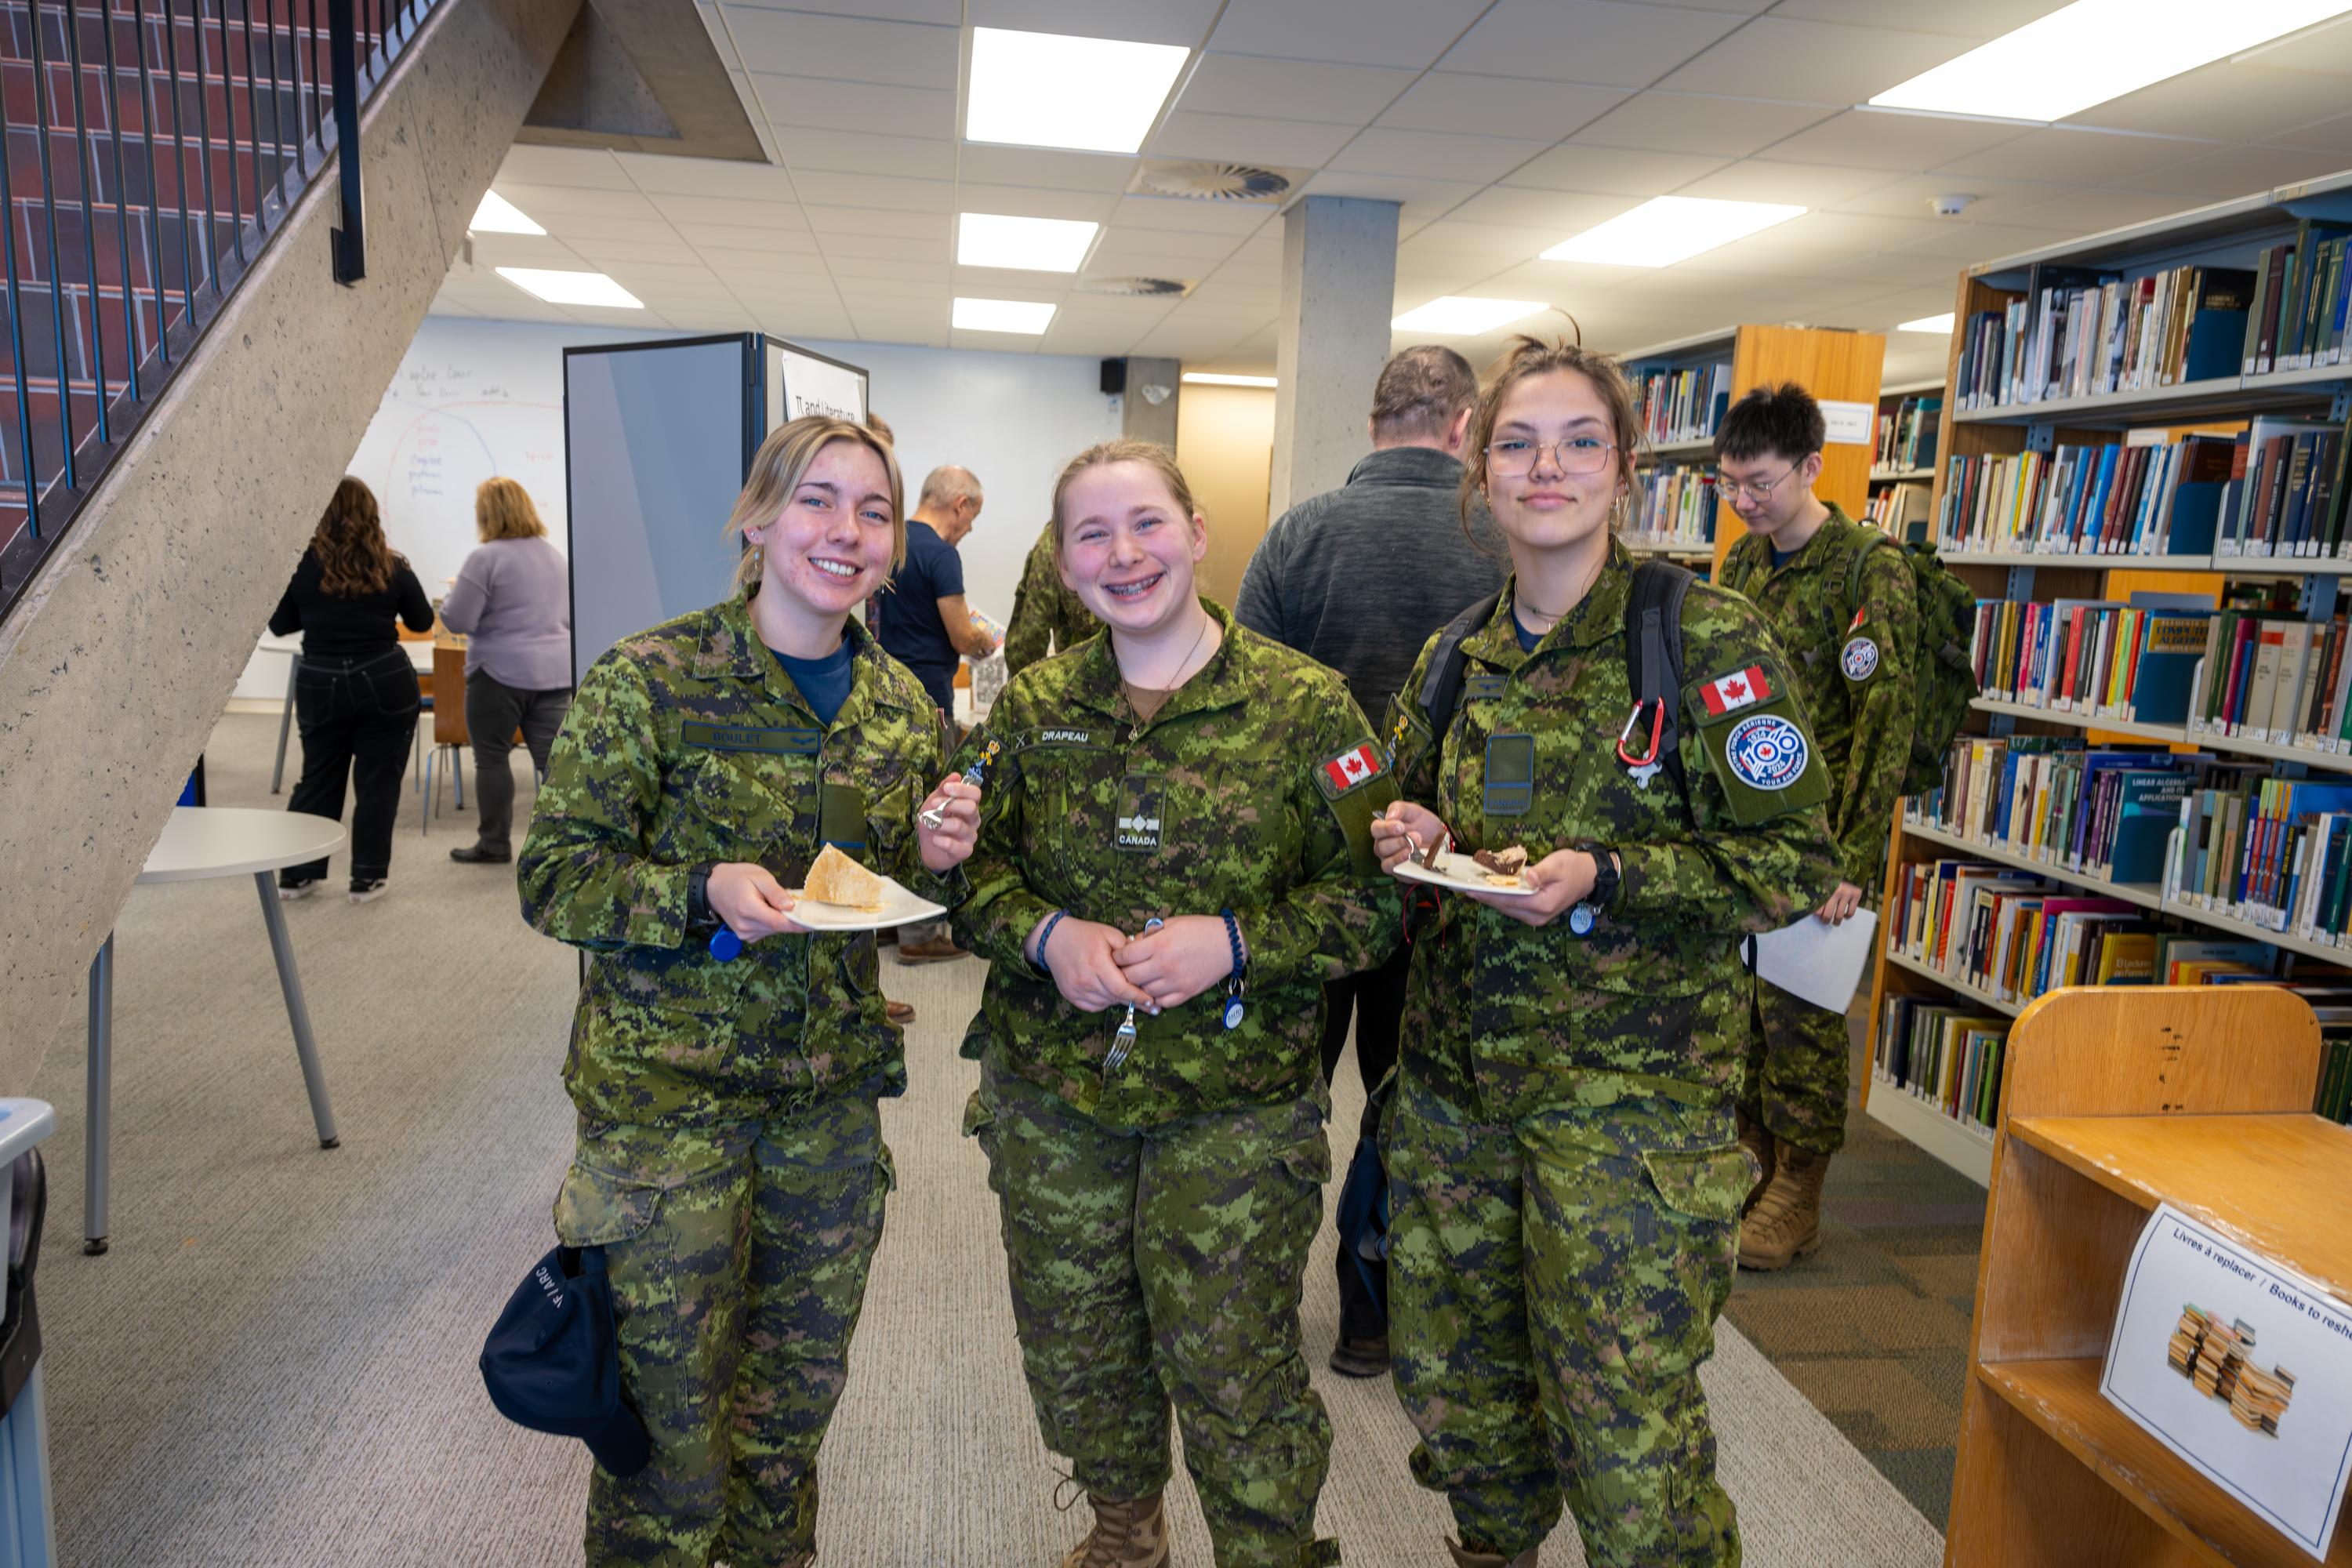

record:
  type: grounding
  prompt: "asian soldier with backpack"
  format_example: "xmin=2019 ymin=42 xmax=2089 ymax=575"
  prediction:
xmin=1712 ymin=381 xmax=1977 ymax=1271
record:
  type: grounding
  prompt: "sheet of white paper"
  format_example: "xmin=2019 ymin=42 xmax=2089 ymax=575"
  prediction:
xmin=1749 ymin=906 xmax=1877 ymax=1012
xmin=2101 ymin=1203 xmax=2352 ymax=1562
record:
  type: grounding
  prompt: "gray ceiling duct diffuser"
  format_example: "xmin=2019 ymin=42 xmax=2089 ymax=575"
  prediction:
xmin=1129 ymin=161 xmax=1303 ymax=203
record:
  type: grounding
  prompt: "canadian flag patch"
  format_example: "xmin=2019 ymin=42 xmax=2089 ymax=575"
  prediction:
xmin=1700 ymin=665 xmax=1771 ymax=717
xmin=1322 ymin=743 xmax=1383 ymax=791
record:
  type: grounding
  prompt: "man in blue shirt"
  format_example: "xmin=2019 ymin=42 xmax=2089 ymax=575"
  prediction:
xmin=877 ymin=463 xmax=994 ymax=963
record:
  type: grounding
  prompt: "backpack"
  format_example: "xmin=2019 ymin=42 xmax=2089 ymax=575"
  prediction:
xmin=1844 ymin=536 xmax=1979 ymax=796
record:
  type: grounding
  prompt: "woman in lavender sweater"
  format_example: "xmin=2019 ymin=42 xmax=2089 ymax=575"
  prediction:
xmin=440 ymin=477 xmax=573 ymax=865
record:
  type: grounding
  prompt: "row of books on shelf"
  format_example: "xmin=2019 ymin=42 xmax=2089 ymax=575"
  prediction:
xmin=1632 ymin=363 xmax=1732 ymax=446
xmin=1864 ymin=483 xmax=1930 ymax=541
xmin=1935 ymin=416 xmax=2349 ymax=559
xmin=2163 ymin=778 xmax=2352 ymax=946
xmin=1952 ymin=217 xmax=2352 ymax=411
xmin=1631 ymin=467 xmax=1716 ymax=549
xmin=1966 ymin=591 xmax=2352 ymax=757
xmin=1875 ymin=394 xmax=1942 ymax=472
xmin=1911 ymin=735 xmax=2212 ymax=887
xmin=1874 ymin=997 xmax=2005 ymax=1135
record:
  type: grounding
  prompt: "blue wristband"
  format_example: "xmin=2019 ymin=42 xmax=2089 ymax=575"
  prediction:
xmin=1032 ymin=909 xmax=1069 ymax=978
xmin=1218 ymin=909 xmax=1247 ymax=1031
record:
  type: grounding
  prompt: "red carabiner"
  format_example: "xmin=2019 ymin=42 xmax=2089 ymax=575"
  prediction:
xmin=1617 ymin=699 xmax=1664 ymax=768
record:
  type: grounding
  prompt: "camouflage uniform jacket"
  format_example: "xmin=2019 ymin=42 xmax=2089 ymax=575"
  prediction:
xmin=1386 ymin=543 xmax=1841 ymax=1125
xmin=953 ymin=597 xmax=1403 ymax=1127
xmin=1719 ymin=503 xmax=1920 ymax=888
xmin=1002 ymin=521 xmax=1098 ymax=677
xmin=519 ymin=592 xmax=960 ymax=1127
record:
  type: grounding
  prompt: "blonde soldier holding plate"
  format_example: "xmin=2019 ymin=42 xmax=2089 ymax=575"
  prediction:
xmin=519 ymin=416 xmax=981 ymax=1568
xmin=953 ymin=439 xmax=1401 ymax=1568
xmin=1373 ymin=339 xmax=1840 ymax=1568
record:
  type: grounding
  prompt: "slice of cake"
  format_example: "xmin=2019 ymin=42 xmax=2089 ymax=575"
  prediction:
xmin=1472 ymin=845 xmax=1527 ymax=885
xmin=802 ymin=844 xmax=886 ymax=911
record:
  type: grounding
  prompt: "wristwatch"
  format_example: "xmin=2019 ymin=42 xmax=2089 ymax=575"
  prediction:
xmin=1568 ymin=846 xmax=1620 ymax=937
xmin=685 ymin=862 xmax=720 ymax=934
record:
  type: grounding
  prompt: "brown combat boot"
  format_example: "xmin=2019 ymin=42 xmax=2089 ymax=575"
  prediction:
xmin=1739 ymin=1138 xmax=1829 ymax=1270
xmin=1059 ymin=1491 xmax=1168 ymax=1568
xmin=1447 ymin=1541 xmax=1537 ymax=1567
xmin=1735 ymin=1108 xmax=1775 ymax=1215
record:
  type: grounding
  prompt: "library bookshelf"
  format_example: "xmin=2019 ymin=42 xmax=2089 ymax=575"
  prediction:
xmin=1943 ymin=986 xmax=2345 ymax=1567
xmin=1869 ymin=376 xmax=1943 ymax=542
xmin=1860 ymin=173 xmax=2352 ymax=1186
xmin=1620 ymin=324 xmax=1886 ymax=572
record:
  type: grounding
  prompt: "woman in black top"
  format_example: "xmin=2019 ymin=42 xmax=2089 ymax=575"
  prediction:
xmin=270 ymin=477 xmax=434 ymax=901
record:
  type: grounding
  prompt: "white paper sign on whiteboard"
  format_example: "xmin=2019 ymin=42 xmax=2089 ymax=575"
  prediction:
xmin=2100 ymin=1202 xmax=2352 ymax=1560
xmin=1820 ymin=398 xmax=1873 ymax=446
xmin=768 ymin=339 xmax=867 ymax=429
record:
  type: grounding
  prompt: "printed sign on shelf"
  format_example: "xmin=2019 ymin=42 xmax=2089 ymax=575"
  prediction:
xmin=2100 ymin=1203 xmax=2352 ymax=1561
xmin=1819 ymin=398 xmax=1873 ymax=446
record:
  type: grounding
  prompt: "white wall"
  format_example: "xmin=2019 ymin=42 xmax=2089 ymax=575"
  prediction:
xmin=235 ymin=321 xmax=1122 ymax=699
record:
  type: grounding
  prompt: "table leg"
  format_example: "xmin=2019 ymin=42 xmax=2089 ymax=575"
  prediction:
xmin=83 ymin=935 xmax=111 ymax=1256
xmin=252 ymin=873 xmax=341 ymax=1150
xmin=270 ymin=657 xmax=296 ymax=794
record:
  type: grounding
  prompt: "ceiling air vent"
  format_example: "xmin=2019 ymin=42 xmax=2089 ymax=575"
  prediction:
xmin=1130 ymin=160 xmax=1300 ymax=203
xmin=1076 ymin=276 xmax=1195 ymax=298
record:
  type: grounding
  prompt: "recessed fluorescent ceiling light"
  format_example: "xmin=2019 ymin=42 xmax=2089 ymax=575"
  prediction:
xmin=1391 ymin=297 xmax=1548 ymax=335
xmin=1900 ymin=313 xmax=1958 ymax=333
xmin=1542 ymin=197 xmax=1805 ymax=268
xmin=470 ymin=191 xmax=543 ymax=234
xmin=1870 ymin=0 xmax=2352 ymax=123
xmin=953 ymin=296 xmax=1057 ymax=334
xmin=959 ymin=213 xmax=1100 ymax=273
xmin=965 ymin=27 xmax=1191 ymax=154
xmin=1183 ymin=372 xmax=1278 ymax=387
xmin=495 ymin=268 xmax=642 ymax=308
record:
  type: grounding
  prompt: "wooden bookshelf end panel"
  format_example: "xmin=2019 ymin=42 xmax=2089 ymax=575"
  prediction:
xmin=1946 ymin=1378 xmax=2212 ymax=1568
xmin=2002 ymin=989 xmax=2320 ymax=1122
xmin=1975 ymin=1136 xmax=2151 ymax=1366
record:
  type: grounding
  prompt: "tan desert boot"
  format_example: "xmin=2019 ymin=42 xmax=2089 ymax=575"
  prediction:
xmin=1739 ymin=1138 xmax=1829 ymax=1270
xmin=1060 ymin=1492 xmax=1168 ymax=1568
xmin=1735 ymin=1108 xmax=1775 ymax=1216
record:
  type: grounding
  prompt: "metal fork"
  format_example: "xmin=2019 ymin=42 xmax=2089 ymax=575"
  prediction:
xmin=1103 ymin=917 xmax=1161 ymax=1074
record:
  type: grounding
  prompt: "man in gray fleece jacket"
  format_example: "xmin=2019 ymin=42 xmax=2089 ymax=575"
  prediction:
xmin=1236 ymin=344 xmax=1504 ymax=1379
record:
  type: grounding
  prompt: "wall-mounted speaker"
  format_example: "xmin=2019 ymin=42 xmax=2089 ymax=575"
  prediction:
xmin=1099 ymin=358 xmax=1127 ymax=395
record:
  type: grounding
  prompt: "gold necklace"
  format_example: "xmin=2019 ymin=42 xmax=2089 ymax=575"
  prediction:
xmin=1123 ymin=606 xmax=1213 ymax=691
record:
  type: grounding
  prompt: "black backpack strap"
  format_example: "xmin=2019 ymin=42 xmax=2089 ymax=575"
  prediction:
xmin=1624 ymin=560 xmax=1697 ymax=827
xmin=1416 ymin=590 xmax=1503 ymax=746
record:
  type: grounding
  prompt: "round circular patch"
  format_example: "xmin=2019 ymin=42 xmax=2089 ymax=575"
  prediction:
xmin=1724 ymin=713 xmax=1809 ymax=793
xmin=1842 ymin=636 xmax=1880 ymax=681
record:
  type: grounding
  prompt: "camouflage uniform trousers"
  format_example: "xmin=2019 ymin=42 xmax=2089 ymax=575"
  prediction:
xmin=552 ymin=1092 xmax=895 ymax=1568
xmin=1386 ymin=1071 xmax=1752 ymax=1567
xmin=966 ymin=1054 xmax=1342 ymax=1568
xmin=1741 ymin=971 xmax=1852 ymax=1156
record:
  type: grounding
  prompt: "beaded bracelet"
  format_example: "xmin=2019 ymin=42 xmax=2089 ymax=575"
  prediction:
xmin=1218 ymin=909 xmax=1247 ymax=1031
xmin=1031 ymin=909 xmax=1070 ymax=977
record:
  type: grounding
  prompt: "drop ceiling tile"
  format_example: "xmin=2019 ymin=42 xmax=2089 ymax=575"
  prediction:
xmin=495 ymin=147 xmax=632 ymax=190
xmin=1298 ymin=170 xmax=1483 ymax=225
xmin=567 ymin=303 xmax=665 ymax=328
xmin=1500 ymin=143 xmax=1730 ymax=197
xmin=1886 ymin=220 xmax=2082 ymax=261
xmin=1768 ymin=0 xmax=2053 ymax=34
xmin=1573 ymin=94 xmax=1835 ymax=158
xmin=428 ymin=297 xmax=485 ymax=318
xmin=1088 ymin=227 xmax=1246 ymax=262
xmin=1109 ymin=196 xmax=1274 ymax=236
xmin=615 ymin=154 xmax=798 ymax=204
xmin=1670 ymin=158 xmax=1904 ymax=208
xmin=2267 ymin=109 xmax=2352 ymax=154
xmin=1377 ymin=74 xmax=1627 ymax=143
xmin=2247 ymin=16 xmax=2352 ymax=74
xmin=464 ymin=233 xmax=590 ymax=267
xmin=536 ymin=214 xmax=687 ymax=245
xmin=967 ymin=0 xmax=1222 ymax=46
xmin=955 ymin=185 xmax=1121 ymax=226
xmin=822 ymin=233 xmax=951 ymax=263
xmin=1389 ymin=260 xmax=1494 ymax=296
xmin=788 ymin=170 xmax=955 ymax=212
xmin=1439 ymin=0 xmax=1752 ymax=88
xmin=1658 ymin=19 xmax=1969 ymax=105
xmin=2108 ymin=144 xmax=2352 ymax=200
xmin=1149 ymin=111 xmax=1359 ymax=168
xmin=1174 ymin=54 xmax=1415 ymax=125
xmin=948 ymin=328 xmax=1045 ymax=352
xmin=1762 ymin=107 xmax=2033 ymax=172
xmin=1933 ymin=127 xmax=2210 ymax=185
xmin=1816 ymin=249 xmax=1973 ymax=287
xmin=957 ymin=145 xmax=1139 ymax=194
xmin=844 ymin=256 xmax=952 ymax=281
xmin=2067 ymin=61 xmax=2352 ymax=144
xmin=719 ymin=8 xmax=957 ymax=89
xmin=774 ymin=126 xmax=957 ymax=181
xmin=808 ymin=208 xmax=952 ymax=241
xmin=1399 ymin=221 xmax=1565 ymax=264
xmin=649 ymin=194 xmax=810 ymax=231
xmin=680 ymin=227 xmax=823 ymax=254
xmin=1206 ymin=0 xmax=1493 ymax=70
xmin=1996 ymin=187 xmax=2210 ymax=231
xmin=1327 ymin=128 xmax=1552 ymax=184
xmin=598 ymin=260 xmax=730 ymax=286
xmin=696 ymin=3 xmax=739 ymax=70
xmin=495 ymin=183 xmax=662 ymax=219
xmin=1439 ymin=186 xmax=1636 ymax=232
xmin=752 ymin=74 xmax=956 ymax=139
xmin=1828 ymin=173 xmax=2067 ymax=223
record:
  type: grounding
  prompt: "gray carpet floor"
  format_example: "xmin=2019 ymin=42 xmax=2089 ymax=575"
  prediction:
xmin=27 ymin=711 xmax=1946 ymax=1566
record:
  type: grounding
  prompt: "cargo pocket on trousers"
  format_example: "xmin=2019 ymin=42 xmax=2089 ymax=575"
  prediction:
xmin=1639 ymin=1143 xmax=1755 ymax=1227
xmin=961 ymin=1091 xmax=1002 ymax=1196
xmin=551 ymin=1161 xmax=666 ymax=1250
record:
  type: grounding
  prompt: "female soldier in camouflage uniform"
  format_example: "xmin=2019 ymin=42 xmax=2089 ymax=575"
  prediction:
xmin=1372 ymin=342 xmax=1840 ymax=1568
xmin=953 ymin=440 xmax=1400 ymax=1568
xmin=518 ymin=416 xmax=981 ymax=1568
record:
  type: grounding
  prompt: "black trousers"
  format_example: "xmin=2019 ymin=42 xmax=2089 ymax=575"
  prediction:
xmin=463 ymin=671 xmax=572 ymax=853
xmin=283 ymin=650 xmax=419 ymax=886
xmin=1319 ymin=941 xmax=1411 ymax=1341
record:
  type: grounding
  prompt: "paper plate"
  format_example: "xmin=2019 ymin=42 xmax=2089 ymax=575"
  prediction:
xmin=1389 ymin=848 xmax=1539 ymax=898
xmin=787 ymin=873 xmax=949 ymax=932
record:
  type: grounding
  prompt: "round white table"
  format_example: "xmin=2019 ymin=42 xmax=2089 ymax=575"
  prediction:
xmin=84 ymin=808 xmax=347 ymax=1254
xmin=260 ymin=635 xmax=436 ymax=794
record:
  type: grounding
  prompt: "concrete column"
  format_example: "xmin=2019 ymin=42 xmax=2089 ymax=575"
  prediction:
xmin=1269 ymin=196 xmax=1399 ymax=519
xmin=1120 ymin=356 xmax=1181 ymax=448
